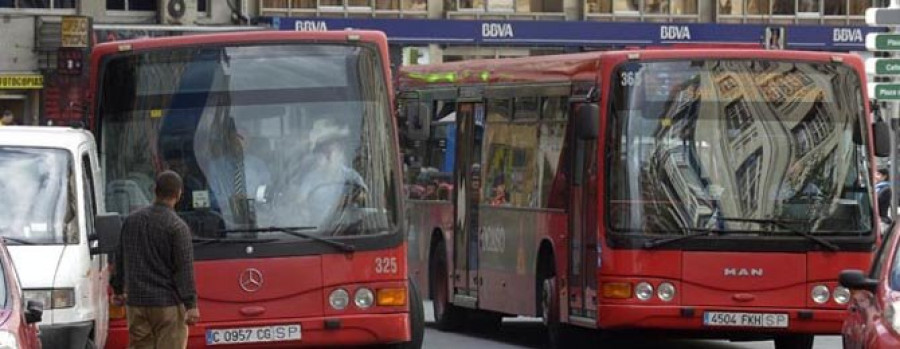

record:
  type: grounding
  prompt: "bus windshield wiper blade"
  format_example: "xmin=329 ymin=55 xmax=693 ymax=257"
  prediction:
xmin=220 ymin=226 xmax=356 ymax=253
xmin=643 ymin=227 xmax=728 ymax=249
xmin=714 ymin=217 xmax=839 ymax=252
xmin=192 ymin=237 xmax=278 ymax=245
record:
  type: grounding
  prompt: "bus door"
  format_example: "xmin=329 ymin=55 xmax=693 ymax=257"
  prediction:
xmin=567 ymin=101 xmax=599 ymax=321
xmin=453 ymin=97 xmax=485 ymax=306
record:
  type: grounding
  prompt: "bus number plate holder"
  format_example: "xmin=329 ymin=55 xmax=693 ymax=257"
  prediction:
xmin=703 ymin=312 xmax=789 ymax=328
xmin=206 ymin=324 xmax=302 ymax=345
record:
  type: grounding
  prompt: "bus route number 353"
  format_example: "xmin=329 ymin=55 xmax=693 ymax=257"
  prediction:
xmin=375 ymin=257 xmax=398 ymax=274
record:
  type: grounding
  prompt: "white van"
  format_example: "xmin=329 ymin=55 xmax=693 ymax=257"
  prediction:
xmin=0 ymin=126 xmax=120 ymax=349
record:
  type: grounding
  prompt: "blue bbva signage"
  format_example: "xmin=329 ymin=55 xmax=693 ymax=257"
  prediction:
xmin=265 ymin=17 xmax=883 ymax=51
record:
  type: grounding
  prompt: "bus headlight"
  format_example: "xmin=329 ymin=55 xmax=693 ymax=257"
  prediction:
xmin=354 ymin=288 xmax=374 ymax=309
xmin=811 ymin=285 xmax=830 ymax=304
xmin=329 ymin=289 xmax=350 ymax=310
xmin=635 ymin=282 xmax=653 ymax=301
xmin=657 ymin=282 xmax=676 ymax=302
xmin=833 ymin=286 xmax=850 ymax=304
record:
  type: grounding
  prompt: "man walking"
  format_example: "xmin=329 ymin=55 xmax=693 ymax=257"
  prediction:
xmin=111 ymin=171 xmax=200 ymax=348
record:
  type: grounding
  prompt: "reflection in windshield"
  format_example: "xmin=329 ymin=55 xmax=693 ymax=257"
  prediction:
xmin=0 ymin=147 xmax=75 ymax=244
xmin=608 ymin=60 xmax=872 ymax=236
xmin=99 ymin=44 xmax=398 ymax=239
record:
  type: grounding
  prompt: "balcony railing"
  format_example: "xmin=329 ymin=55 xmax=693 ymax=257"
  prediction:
xmin=259 ymin=0 xmax=427 ymax=18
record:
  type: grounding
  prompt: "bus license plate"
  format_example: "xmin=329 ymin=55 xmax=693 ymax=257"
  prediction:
xmin=703 ymin=312 xmax=789 ymax=328
xmin=206 ymin=324 xmax=301 ymax=345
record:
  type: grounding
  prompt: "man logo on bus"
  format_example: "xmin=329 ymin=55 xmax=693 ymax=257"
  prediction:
xmin=240 ymin=268 xmax=264 ymax=292
xmin=724 ymin=268 xmax=763 ymax=277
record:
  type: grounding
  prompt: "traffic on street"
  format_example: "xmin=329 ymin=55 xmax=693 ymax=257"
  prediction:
xmin=0 ymin=1 xmax=899 ymax=349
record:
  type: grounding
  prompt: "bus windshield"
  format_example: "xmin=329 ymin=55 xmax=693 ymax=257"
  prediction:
xmin=99 ymin=43 xmax=398 ymax=239
xmin=607 ymin=59 xmax=873 ymax=237
xmin=0 ymin=147 xmax=75 ymax=244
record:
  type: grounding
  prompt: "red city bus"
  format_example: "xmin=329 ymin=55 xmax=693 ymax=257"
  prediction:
xmin=89 ymin=30 xmax=424 ymax=348
xmin=399 ymin=49 xmax=888 ymax=349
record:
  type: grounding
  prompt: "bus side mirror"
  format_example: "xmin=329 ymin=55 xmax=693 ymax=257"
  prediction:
xmin=405 ymin=101 xmax=431 ymax=141
xmin=575 ymin=103 xmax=599 ymax=140
xmin=873 ymin=121 xmax=891 ymax=157
xmin=90 ymin=213 xmax=122 ymax=255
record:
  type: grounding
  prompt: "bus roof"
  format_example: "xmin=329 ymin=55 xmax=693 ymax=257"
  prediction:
xmin=91 ymin=30 xmax=389 ymax=58
xmin=398 ymin=49 xmax=862 ymax=89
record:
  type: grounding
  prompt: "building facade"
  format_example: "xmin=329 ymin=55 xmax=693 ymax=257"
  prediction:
xmin=258 ymin=0 xmax=888 ymax=67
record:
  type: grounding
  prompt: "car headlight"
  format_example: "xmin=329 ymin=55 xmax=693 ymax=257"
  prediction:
xmin=657 ymin=282 xmax=676 ymax=302
xmin=635 ymin=282 xmax=653 ymax=301
xmin=833 ymin=286 xmax=851 ymax=305
xmin=329 ymin=289 xmax=349 ymax=310
xmin=811 ymin=285 xmax=830 ymax=304
xmin=354 ymin=288 xmax=374 ymax=309
xmin=23 ymin=289 xmax=74 ymax=309
xmin=0 ymin=330 xmax=18 ymax=349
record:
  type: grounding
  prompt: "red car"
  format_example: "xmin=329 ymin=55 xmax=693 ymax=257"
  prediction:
xmin=841 ymin=227 xmax=900 ymax=349
xmin=0 ymin=239 xmax=43 ymax=349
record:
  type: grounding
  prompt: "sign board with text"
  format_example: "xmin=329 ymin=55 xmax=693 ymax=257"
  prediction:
xmin=61 ymin=16 xmax=90 ymax=48
xmin=866 ymin=58 xmax=900 ymax=75
xmin=869 ymin=83 xmax=900 ymax=100
xmin=0 ymin=75 xmax=43 ymax=89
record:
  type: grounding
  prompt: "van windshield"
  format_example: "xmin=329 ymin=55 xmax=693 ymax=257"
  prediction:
xmin=0 ymin=147 xmax=76 ymax=244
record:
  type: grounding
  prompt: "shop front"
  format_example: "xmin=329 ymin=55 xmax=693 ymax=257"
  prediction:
xmin=0 ymin=74 xmax=43 ymax=126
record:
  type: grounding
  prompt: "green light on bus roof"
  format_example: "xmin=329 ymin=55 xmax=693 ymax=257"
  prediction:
xmin=408 ymin=72 xmax=457 ymax=83
xmin=480 ymin=71 xmax=490 ymax=81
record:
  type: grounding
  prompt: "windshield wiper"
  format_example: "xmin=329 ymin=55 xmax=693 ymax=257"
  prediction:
xmin=192 ymin=237 xmax=278 ymax=246
xmin=713 ymin=217 xmax=839 ymax=252
xmin=643 ymin=227 xmax=730 ymax=249
xmin=2 ymin=236 xmax=36 ymax=245
xmin=220 ymin=226 xmax=356 ymax=253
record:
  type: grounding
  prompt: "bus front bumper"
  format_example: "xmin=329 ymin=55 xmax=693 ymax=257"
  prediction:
xmin=597 ymin=305 xmax=844 ymax=336
xmin=107 ymin=313 xmax=410 ymax=348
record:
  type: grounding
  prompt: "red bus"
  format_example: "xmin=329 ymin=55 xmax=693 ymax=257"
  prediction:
xmin=398 ymin=49 xmax=888 ymax=349
xmin=89 ymin=30 xmax=424 ymax=348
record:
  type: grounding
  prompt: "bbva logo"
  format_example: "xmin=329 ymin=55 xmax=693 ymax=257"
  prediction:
xmin=833 ymin=28 xmax=863 ymax=43
xmin=295 ymin=20 xmax=328 ymax=31
xmin=482 ymin=23 xmax=515 ymax=38
xmin=660 ymin=25 xmax=692 ymax=40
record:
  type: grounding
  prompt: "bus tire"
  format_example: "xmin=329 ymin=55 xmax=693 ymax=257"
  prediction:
xmin=466 ymin=310 xmax=502 ymax=333
xmin=542 ymin=276 xmax=574 ymax=349
xmin=774 ymin=334 xmax=813 ymax=349
xmin=389 ymin=279 xmax=425 ymax=349
xmin=430 ymin=239 xmax=464 ymax=331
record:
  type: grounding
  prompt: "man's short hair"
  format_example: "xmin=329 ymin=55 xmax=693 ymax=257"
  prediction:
xmin=878 ymin=168 xmax=891 ymax=179
xmin=155 ymin=170 xmax=183 ymax=199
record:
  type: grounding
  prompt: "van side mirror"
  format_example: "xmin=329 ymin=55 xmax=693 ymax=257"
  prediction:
xmin=24 ymin=300 xmax=43 ymax=324
xmin=90 ymin=213 xmax=122 ymax=255
xmin=873 ymin=121 xmax=891 ymax=157
xmin=575 ymin=103 xmax=599 ymax=140
xmin=839 ymin=269 xmax=878 ymax=293
xmin=405 ymin=101 xmax=431 ymax=141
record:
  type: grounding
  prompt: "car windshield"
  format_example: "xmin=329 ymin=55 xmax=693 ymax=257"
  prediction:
xmin=0 ymin=147 xmax=75 ymax=244
xmin=607 ymin=59 xmax=873 ymax=236
xmin=99 ymin=43 xmax=398 ymax=239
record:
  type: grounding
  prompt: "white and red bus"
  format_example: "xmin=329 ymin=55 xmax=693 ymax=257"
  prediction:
xmin=89 ymin=30 xmax=424 ymax=348
xmin=399 ymin=49 xmax=888 ymax=349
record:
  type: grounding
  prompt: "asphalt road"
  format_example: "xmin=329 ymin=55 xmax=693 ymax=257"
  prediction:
xmin=421 ymin=301 xmax=842 ymax=349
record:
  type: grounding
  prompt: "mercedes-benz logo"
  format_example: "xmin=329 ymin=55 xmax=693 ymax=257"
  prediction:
xmin=239 ymin=268 xmax=264 ymax=292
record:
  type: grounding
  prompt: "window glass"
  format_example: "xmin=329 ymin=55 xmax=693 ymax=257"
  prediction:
xmin=321 ymin=0 xmax=342 ymax=6
xmin=0 ymin=147 xmax=75 ymax=244
xmin=798 ymin=0 xmax=819 ymax=13
xmin=130 ymin=0 xmax=156 ymax=10
xmin=483 ymin=99 xmax=513 ymax=206
xmin=671 ymin=0 xmax=697 ymax=14
xmin=459 ymin=0 xmax=486 ymax=10
xmin=718 ymin=0 xmax=742 ymax=15
xmin=772 ymin=0 xmax=794 ymax=14
xmin=539 ymin=97 xmax=568 ymax=208
xmin=645 ymin=0 xmax=668 ymax=13
xmin=746 ymin=0 xmax=769 ymax=14
xmin=614 ymin=0 xmax=639 ymax=11
xmin=586 ymin=0 xmax=613 ymax=13
xmin=823 ymin=0 xmax=844 ymax=15
xmin=348 ymin=0 xmax=370 ymax=7
xmin=850 ymin=0 xmax=867 ymax=15
xmin=403 ymin=0 xmax=427 ymax=10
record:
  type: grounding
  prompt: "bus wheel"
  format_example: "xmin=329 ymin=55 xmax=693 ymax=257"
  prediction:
xmin=430 ymin=239 xmax=464 ymax=331
xmin=389 ymin=279 xmax=425 ymax=349
xmin=774 ymin=334 xmax=813 ymax=349
xmin=466 ymin=311 xmax=502 ymax=333
xmin=542 ymin=277 xmax=573 ymax=349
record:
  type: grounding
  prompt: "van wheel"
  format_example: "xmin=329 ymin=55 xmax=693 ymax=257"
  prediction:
xmin=774 ymin=334 xmax=813 ymax=349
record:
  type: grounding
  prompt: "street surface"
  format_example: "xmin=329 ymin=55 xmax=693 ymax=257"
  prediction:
xmin=421 ymin=301 xmax=841 ymax=348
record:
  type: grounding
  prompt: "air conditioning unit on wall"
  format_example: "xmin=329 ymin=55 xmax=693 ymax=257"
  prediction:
xmin=159 ymin=0 xmax=198 ymax=25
